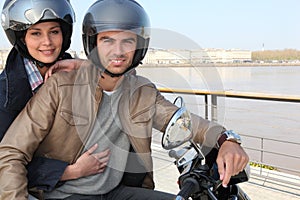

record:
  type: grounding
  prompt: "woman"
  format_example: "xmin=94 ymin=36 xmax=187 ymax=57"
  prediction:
xmin=0 ymin=0 xmax=109 ymax=197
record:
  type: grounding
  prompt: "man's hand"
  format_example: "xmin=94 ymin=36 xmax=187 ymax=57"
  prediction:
xmin=216 ymin=141 xmax=249 ymax=187
xmin=44 ymin=59 xmax=87 ymax=81
xmin=61 ymin=144 xmax=110 ymax=181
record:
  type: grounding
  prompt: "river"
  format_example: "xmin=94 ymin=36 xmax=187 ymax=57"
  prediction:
xmin=137 ymin=65 xmax=300 ymax=174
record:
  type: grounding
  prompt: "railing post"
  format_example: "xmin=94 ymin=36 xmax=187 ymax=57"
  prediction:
xmin=205 ymin=95 xmax=208 ymax=119
xmin=211 ymin=95 xmax=218 ymax=122
xmin=260 ymin=138 xmax=264 ymax=176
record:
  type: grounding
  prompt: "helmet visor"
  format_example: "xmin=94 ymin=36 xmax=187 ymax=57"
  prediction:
xmin=1 ymin=0 xmax=75 ymax=31
xmin=86 ymin=23 xmax=151 ymax=39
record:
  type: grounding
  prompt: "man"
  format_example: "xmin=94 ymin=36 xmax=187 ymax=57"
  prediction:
xmin=0 ymin=0 xmax=248 ymax=199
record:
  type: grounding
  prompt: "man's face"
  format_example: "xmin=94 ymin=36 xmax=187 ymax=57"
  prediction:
xmin=96 ymin=31 xmax=137 ymax=74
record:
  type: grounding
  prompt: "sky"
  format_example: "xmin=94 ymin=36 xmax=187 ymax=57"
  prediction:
xmin=0 ymin=0 xmax=299 ymax=52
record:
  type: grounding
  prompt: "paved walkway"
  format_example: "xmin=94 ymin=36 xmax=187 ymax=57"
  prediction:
xmin=152 ymin=144 xmax=300 ymax=200
xmin=28 ymin=142 xmax=299 ymax=200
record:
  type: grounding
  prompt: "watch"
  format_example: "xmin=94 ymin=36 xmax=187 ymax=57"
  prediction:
xmin=217 ymin=130 xmax=242 ymax=148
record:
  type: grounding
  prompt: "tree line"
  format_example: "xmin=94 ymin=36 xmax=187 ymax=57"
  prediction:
xmin=252 ymin=49 xmax=300 ymax=61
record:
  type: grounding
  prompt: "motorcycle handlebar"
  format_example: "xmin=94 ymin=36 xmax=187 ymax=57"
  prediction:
xmin=176 ymin=177 xmax=199 ymax=200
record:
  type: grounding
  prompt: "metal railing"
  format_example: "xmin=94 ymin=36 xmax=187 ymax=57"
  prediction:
xmin=158 ymin=88 xmax=300 ymax=121
xmin=158 ymin=87 xmax=300 ymax=191
xmin=240 ymin=134 xmax=300 ymax=196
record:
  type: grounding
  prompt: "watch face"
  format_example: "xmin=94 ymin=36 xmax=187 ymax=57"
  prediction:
xmin=217 ymin=130 xmax=242 ymax=148
xmin=225 ymin=130 xmax=242 ymax=144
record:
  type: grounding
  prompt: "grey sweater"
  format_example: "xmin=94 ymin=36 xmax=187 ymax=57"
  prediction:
xmin=45 ymin=86 xmax=130 ymax=198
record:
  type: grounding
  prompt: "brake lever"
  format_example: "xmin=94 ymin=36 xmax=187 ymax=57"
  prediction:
xmin=213 ymin=179 xmax=223 ymax=191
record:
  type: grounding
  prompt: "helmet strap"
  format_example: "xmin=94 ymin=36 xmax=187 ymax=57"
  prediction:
xmin=103 ymin=69 xmax=124 ymax=77
xmin=102 ymin=64 xmax=138 ymax=78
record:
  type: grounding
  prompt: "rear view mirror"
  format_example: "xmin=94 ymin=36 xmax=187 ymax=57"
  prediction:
xmin=162 ymin=97 xmax=193 ymax=150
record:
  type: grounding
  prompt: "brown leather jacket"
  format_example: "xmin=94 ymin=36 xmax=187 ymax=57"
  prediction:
xmin=0 ymin=64 xmax=225 ymax=199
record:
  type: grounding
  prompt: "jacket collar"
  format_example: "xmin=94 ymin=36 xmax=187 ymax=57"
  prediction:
xmin=4 ymin=48 xmax=32 ymax=110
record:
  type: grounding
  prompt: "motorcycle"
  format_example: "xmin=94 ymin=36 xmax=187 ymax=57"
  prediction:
xmin=162 ymin=97 xmax=251 ymax=200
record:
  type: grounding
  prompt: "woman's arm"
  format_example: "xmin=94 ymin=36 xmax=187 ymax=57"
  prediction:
xmin=27 ymin=144 xmax=110 ymax=191
xmin=61 ymin=144 xmax=110 ymax=181
xmin=44 ymin=59 xmax=89 ymax=81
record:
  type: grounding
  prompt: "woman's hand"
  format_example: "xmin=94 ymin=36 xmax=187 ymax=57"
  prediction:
xmin=61 ymin=144 xmax=110 ymax=181
xmin=44 ymin=59 xmax=87 ymax=81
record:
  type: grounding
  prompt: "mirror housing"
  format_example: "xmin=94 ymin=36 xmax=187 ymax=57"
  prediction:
xmin=162 ymin=106 xmax=193 ymax=150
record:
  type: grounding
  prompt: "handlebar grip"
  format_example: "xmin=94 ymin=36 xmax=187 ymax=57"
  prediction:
xmin=176 ymin=177 xmax=199 ymax=200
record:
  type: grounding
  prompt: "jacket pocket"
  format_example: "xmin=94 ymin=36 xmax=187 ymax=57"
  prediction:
xmin=131 ymin=105 xmax=155 ymax=124
xmin=60 ymin=110 xmax=89 ymax=126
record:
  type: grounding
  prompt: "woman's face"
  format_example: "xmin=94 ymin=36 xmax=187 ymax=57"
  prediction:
xmin=25 ymin=21 xmax=63 ymax=64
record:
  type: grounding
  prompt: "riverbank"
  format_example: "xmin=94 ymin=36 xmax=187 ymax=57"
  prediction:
xmin=1 ymin=62 xmax=299 ymax=71
xmin=141 ymin=62 xmax=300 ymax=68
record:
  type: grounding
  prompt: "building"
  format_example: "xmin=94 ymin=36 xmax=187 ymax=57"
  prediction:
xmin=143 ymin=48 xmax=252 ymax=65
xmin=0 ymin=48 xmax=252 ymax=70
xmin=0 ymin=49 xmax=10 ymax=70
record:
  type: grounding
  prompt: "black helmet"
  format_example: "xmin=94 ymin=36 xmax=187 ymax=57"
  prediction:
xmin=82 ymin=0 xmax=150 ymax=77
xmin=1 ymin=0 xmax=75 ymax=66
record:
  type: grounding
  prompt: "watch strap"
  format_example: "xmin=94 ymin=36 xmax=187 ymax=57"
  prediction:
xmin=217 ymin=133 xmax=227 ymax=148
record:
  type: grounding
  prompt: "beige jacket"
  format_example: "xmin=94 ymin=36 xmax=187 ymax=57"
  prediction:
xmin=0 ymin=65 xmax=225 ymax=199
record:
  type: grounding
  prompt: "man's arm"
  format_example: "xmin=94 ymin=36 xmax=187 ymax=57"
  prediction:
xmin=154 ymin=90 xmax=249 ymax=188
xmin=189 ymin=114 xmax=249 ymax=187
xmin=0 ymin=77 xmax=59 ymax=199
